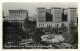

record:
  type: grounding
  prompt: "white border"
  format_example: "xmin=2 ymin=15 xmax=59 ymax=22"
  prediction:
xmin=0 ymin=0 xmax=80 ymax=51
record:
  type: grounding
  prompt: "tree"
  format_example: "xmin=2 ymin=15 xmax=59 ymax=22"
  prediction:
xmin=23 ymin=18 xmax=36 ymax=30
xmin=70 ymin=20 xmax=78 ymax=45
xmin=3 ymin=21 xmax=26 ymax=46
xmin=32 ymin=28 xmax=45 ymax=43
xmin=23 ymin=18 xmax=36 ymax=39
xmin=3 ymin=21 xmax=11 ymax=45
xmin=23 ymin=18 xmax=28 ymax=30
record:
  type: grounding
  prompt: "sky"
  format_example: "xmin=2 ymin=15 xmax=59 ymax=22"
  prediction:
xmin=3 ymin=2 xmax=77 ymax=17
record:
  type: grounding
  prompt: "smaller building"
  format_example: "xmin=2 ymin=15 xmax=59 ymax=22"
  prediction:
xmin=4 ymin=9 xmax=28 ymax=27
xmin=3 ymin=9 xmax=28 ymax=38
xmin=9 ymin=9 xmax=28 ymax=20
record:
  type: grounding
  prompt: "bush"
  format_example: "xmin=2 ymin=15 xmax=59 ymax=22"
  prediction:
xmin=70 ymin=21 xmax=78 ymax=45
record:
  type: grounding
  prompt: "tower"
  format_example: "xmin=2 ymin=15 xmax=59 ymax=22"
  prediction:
xmin=36 ymin=8 xmax=46 ymax=28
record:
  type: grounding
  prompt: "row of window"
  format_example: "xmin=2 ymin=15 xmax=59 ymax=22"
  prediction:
xmin=38 ymin=23 xmax=68 ymax=28
xmin=9 ymin=14 xmax=27 ymax=18
xmin=39 ymin=24 xmax=53 ymax=27
xmin=9 ymin=11 xmax=27 ymax=14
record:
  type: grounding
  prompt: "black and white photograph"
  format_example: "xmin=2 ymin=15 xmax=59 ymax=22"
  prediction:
xmin=3 ymin=2 xmax=78 ymax=49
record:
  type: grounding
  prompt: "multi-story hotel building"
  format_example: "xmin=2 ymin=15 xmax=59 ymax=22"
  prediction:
xmin=36 ymin=7 xmax=77 ymax=28
xmin=36 ymin=8 xmax=46 ymax=28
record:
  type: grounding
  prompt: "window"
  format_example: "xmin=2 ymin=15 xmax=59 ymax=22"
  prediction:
xmin=39 ymin=24 xmax=40 ymax=27
xmin=43 ymin=24 xmax=44 ymax=27
xmin=41 ymin=24 xmax=42 ymax=27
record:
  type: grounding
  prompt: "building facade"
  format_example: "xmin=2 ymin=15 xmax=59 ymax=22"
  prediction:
xmin=4 ymin=10 xmax=28 ymax=26
xmin=8 ymin=10 xmax=28 ymax=20
xmin=36 ymin=8 xmax=46 ymax=28
xmin=51 ymin=8 xmax=62 ymax=27
xmin=36 ymin=7 xmax=77 ymax=28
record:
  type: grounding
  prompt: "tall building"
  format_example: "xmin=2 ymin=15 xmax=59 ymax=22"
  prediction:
xmin=51 ymin=8 xmax=62 ymax=27
xmin=3 ymin=9 xmax=28 ymax=31
xmin=37 ymin=7 xmax=62 ymax=28
xmin=68 ymin=8 xmax=77 ymax=24
xmin=36 ymin=8 xmax=46 ymax=28
xmin=36 ymin=7 xmax=77 ymax=28
xmin=62 ymin=8 xmax=77 ymax=27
